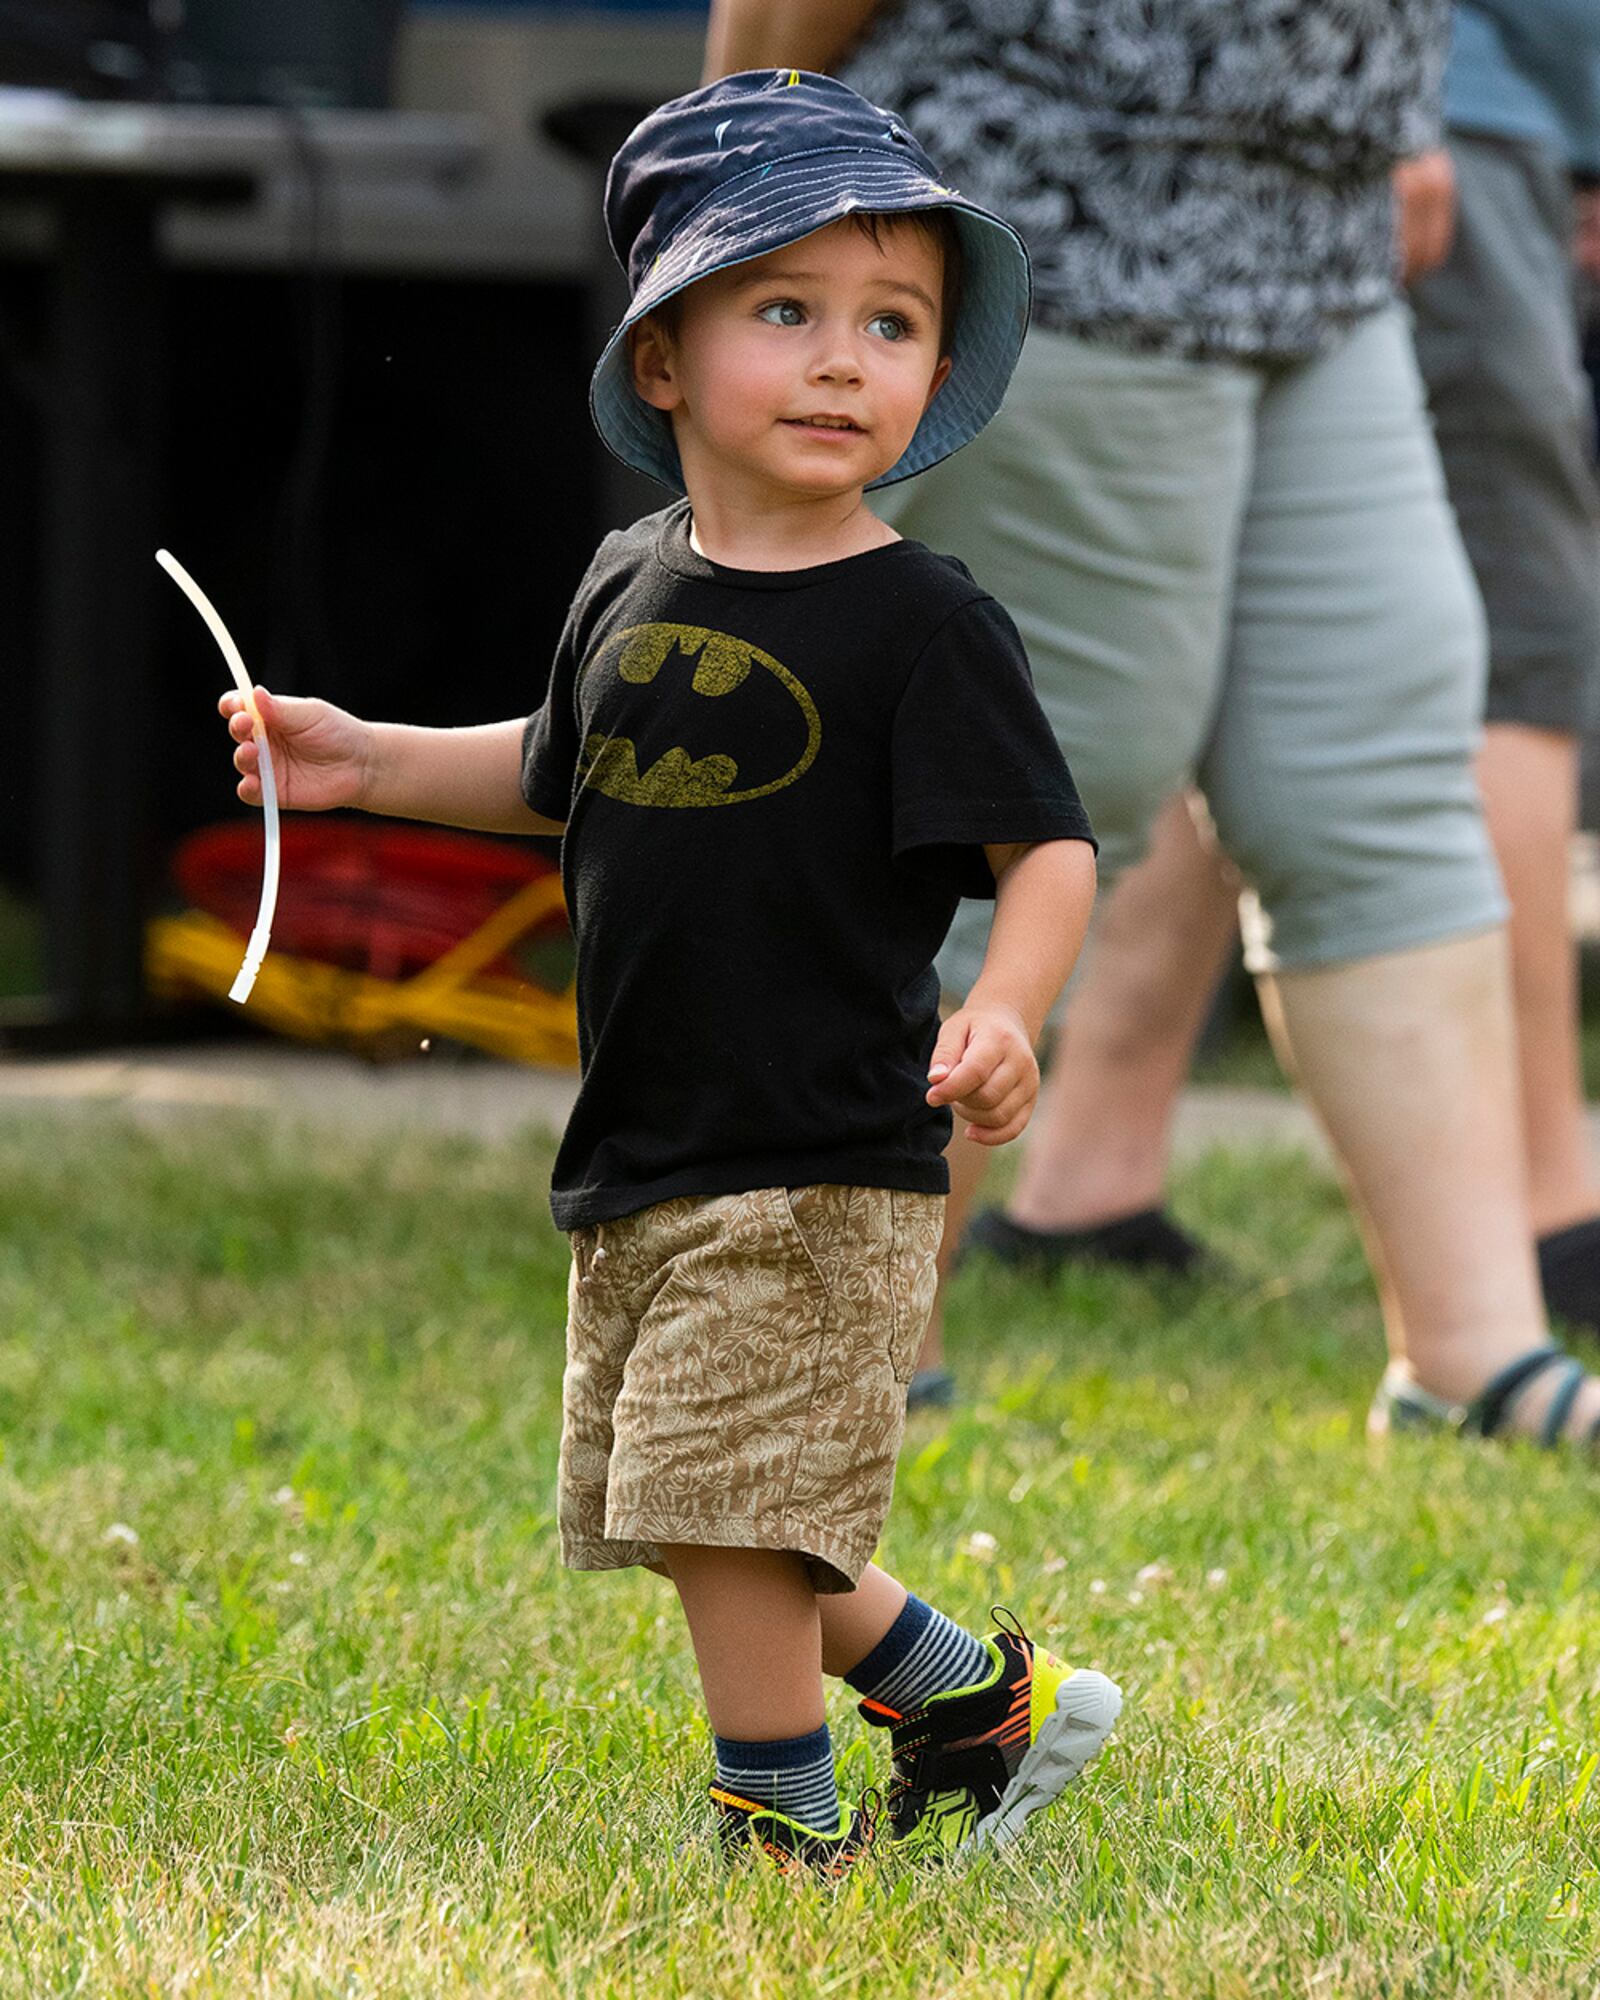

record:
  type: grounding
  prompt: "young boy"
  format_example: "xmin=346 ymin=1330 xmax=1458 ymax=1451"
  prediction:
xmin=221 ymin=71 xmax=1120 ymax=1871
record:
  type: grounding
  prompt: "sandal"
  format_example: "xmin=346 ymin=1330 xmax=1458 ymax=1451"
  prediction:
xmin=959 ymin=1205 xmax=1218 ymax=1279
xmin=1370 ymin=1344 xmax=1600 ymax=1448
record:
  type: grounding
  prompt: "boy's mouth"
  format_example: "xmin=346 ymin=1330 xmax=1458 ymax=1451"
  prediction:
xmin=783 ymin=414 xmax=865 ymax=434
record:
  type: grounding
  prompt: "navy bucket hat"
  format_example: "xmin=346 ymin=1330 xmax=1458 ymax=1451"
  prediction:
xmin=591 ymin=69 xmax=1032 ymax=493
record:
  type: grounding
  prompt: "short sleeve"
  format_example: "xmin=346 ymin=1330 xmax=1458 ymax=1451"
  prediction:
xmin=520 ymin=606 xmax=584 ymax=822
xmin=890 ymin=595 xmax=1096 ymax=899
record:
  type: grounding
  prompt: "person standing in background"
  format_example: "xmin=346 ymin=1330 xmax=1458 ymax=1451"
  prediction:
xmin=1416 ymin=1 xmax=1600 ymax=1328
xmin=704 ymin=1 xmax=1600 ymax=1450
xmin=938 ymin=0 xmax=1600 ymax=1348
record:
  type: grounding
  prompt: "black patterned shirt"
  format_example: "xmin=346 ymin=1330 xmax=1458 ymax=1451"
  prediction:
xmin=840 ymin=0 xmax=1449 ymax=361
xmin=521 ymin=505 xmax=1093 ymax=1228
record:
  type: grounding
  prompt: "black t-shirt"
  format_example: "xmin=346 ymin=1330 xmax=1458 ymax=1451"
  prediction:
xmin=521 ymin=503 xmax=1095 ymax=1230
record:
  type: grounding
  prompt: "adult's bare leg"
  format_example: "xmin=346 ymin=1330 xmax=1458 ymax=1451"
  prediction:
xmin=915 ymin=1129 xmax=992 ymax=1375
xmin=1008 ymin=796 xmax=1240 ymax=1232
xmin=913 ymin=797 xmax=1238 ymax=1377
xmin=1477 ymin=723 xmax=1600 ymax=1236
xmin=1261 ymin=928 xmax=1600 ymax=1437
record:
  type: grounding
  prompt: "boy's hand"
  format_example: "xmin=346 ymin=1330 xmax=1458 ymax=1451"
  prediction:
xmin=220 ymin=686 xmax=373 ymax=812
xmin=926 ymin=1000 xmax=1039 ymax=1146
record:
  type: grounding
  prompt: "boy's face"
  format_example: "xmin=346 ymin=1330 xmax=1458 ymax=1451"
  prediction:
xmin=630 ymin=217 xmax=953 ymax=505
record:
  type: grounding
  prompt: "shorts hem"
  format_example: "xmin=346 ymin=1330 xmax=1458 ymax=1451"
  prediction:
xmin=568 ymin=1517 xmax=868 ymax=1595
xmin=1242 ymin=900 xmax=1508 ymax=977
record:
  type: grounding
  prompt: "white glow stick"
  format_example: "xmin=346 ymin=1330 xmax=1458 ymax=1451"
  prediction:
xmin=156 ymin=548 xmax=280 ymax=1003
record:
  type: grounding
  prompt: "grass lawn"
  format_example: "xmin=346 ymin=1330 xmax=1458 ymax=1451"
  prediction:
xmin=3 ymin=1113 xmax=1600 ymax=1998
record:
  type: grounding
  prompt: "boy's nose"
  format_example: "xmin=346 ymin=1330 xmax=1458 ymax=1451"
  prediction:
xmin=808 ymin=331 xmax=865 ymax=385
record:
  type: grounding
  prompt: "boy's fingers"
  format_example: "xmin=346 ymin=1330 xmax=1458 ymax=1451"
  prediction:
xmin=927 ymin=1041 xmax=995 ymax=1105
xmin=959 ymin=1057 xmax=1024 ymax=1111
xmin=221 ymin=685 xmax=277 ymax=727
xmin=937 ymin=1028 xmax=1030 ymax=1107
xmin=963 ymin=1084 xmax=1034 ymax=1140
xmin=945 ymin=1048 xmax=1027 ymax=1113
xmin=958 ymin=1091 xmax=1020 ymax=1130
xmin=956 ymin=1068 xmax=1037 ymax=1127
xmin=965 ymin=1112 xmax=1028 ymax=1147
xmin=926 ymin=1015 xmax=970 ymax=1084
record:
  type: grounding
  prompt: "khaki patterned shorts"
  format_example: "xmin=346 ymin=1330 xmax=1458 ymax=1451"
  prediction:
xmin=560 ymin=1184 xmax=943 ymax=1594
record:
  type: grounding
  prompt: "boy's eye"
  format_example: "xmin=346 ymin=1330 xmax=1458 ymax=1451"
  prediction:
xmin=867 ymin=312 xmax=912 ymax=342
xmin=757 ymin=300 xmax=806 ymax=327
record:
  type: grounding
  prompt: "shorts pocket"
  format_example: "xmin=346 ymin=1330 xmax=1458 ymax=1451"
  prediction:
xmin=887 ymin=1190 xmax=943 ymax=1385
xmin=767 ymin=1185 xmax=835 ymax=1312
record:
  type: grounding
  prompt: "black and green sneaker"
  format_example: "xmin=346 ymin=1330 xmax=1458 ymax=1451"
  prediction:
xmin=860 ymin=1613 xmax=1121 ymax=1858
xmin=712 ymin=1786 xmax=877 ymax=1879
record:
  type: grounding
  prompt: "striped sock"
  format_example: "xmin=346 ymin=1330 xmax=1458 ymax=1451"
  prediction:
xmin=844 ymin=1594 xmax=989 ymax=1716
xmin=713 ymin=1723 xmax=840 ymax=1833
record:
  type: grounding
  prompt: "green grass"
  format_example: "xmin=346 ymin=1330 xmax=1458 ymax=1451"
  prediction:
xmin=3 ymin=1113 xmax=1600 ymax=1997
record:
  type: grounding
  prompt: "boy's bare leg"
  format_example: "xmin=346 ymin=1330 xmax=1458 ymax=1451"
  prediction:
xmin=663 ymin=1550 xmax=956 ymax=1715
xmin=1477 ymin=723 xmax=1600 ymax=1236
xmin=818 ymin=1564 xmax=909 ymax=1677
xmin=661 ymin=1545 xmax=825 ymax=1739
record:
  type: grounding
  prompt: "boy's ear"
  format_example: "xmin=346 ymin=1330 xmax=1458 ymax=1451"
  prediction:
xmin=924 ymin=354 xmax=954 ymax=408
xmin=629 ymin=317 xmax=682 ymax=413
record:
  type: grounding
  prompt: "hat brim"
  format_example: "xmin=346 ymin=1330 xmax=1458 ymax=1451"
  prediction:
xmin=589 ymin=149 xmax=1031 ymax=494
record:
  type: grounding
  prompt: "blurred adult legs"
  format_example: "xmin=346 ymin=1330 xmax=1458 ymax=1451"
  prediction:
xmin=1007 ymin=796 xmax=1239 ymax=1233
xmin=912 ymin=795 xmax=1236 ymax=1377
xmin=904 ymin=308 xmax=1581 ymax=1427
xmin=876 ymin=333 xmax=1252 ymax=1382
xmin=1261 ymin=931 xmax=1600 ymax=1434
xmin=1411 ymin=133 xmax=1600 ymax=1249
xmin=1478 ymin=725 xmax=1598 ymax=1237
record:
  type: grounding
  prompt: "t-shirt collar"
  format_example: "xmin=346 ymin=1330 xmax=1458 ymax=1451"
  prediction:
xmin=653 ymin=500 xmax=926 ymax=591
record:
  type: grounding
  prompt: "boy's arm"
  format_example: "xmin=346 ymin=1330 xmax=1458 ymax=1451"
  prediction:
xmin=364 ymin=717 xmax=564 ymax=835
xmin=703 ymin=0 xmax=883 ymax=79
xmin=926 ymin=839 xmax=1097 ymax=1146
xmin=222 ymin=689 xmax=565 ymax=836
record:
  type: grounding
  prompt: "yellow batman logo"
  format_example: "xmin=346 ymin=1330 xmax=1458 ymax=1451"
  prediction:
xmin=577 ymin=622 xmax=822 ymax=808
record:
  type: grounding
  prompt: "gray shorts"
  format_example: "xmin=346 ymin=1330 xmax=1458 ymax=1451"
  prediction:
xmin=1411 ymin=132 xmax=1600 ymax=736
xmin=880 ymin=303 xmax=1506 ymax=981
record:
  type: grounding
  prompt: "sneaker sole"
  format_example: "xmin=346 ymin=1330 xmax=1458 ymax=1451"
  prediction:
xmin=962 ymin=1668 xmax=1122 ymax=1856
